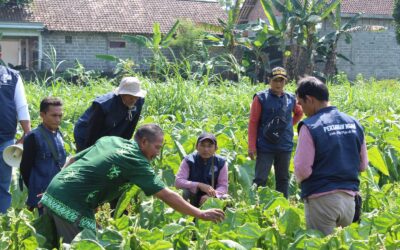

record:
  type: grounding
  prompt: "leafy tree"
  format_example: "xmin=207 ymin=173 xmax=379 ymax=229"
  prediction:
xmin=170 ymin=19 xmax=206 ymax=58
xmin=394 ymin=0 xmax=400 ymax=44
xmin=260 ymin=0 xmax=340 ymax=79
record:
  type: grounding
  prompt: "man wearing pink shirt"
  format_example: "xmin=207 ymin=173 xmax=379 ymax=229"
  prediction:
xmin=294 ymin=76 xmax=368 ymax=235
xmin=175 ymin=133 xmax=228 ymax=207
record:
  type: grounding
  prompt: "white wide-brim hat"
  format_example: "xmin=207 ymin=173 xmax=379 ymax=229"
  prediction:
xmin=114 ymin=76 xmax=147 ymax=98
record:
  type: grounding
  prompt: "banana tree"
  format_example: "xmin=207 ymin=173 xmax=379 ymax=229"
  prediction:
xmin=238 ymin=20 xmax=281 ymax=83
xmin=203 ymin=0 xmax=243 ymax=54
xmin=122 ymin=21 xmax=180 ymax=78
xmin=318 ymin=6 xmax=386 ymax=77
xmin=260 ymin=0 xmax=341 ymax=79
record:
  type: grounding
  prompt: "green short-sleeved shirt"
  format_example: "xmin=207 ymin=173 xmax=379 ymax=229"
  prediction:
xmin=40 ymin=136 xmax=165 ymax=230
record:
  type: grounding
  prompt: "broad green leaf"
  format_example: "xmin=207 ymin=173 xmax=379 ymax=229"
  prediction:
xmin=237 ymin=222 xmax=263 ymax=249
xmin=161 ymin=20 xmax=180 ymax=47
xmin=71 ymin=239 xmax=105 ymax=250
xmin=98 ymin=229 xmax=123 ymax=246
xmin=114 ymin=215 xmax=130 ymax=231
xmin=123 ymin=35 xmax=149 ymax=47
xmin=114 ymin=185 xmax=140 ymax=219
xmin=258 ymin=187 xmax=283 ymax=205
xmin=20 ymin=236 xmax=38 ymax=250
xmin=201 ymin=197 xmax=224 ymax=210
xmin=219 ymin=239 xmax=247 ymax=250
xmin=152 ymin=240 xmax=173 ymax=250
xmin=173 ymin=139 xmax=187 ymax=160
xmin=95 ymin=54 xmax=119 ymax=62
xmin=277 ymin=207 xmax=301 ymax=235
xmin=264 ymin=197 xmax=290 ymax=215
xmin=368 ymin=146 xmax=389 ymax=176
xmin=386 ymin=139 xmax=400 ymax=153
xmin=153 ymin=23 xmax=162 ymax=48
xmin=161 ymin=223 xmax=184 ymax=237
xmin=136 ymin=228 xmax=163 ymax=244
xmin=371 ymin=212 xmax=398 ymax=234
xmin=260 ymin=0 xmax=280 ymax=31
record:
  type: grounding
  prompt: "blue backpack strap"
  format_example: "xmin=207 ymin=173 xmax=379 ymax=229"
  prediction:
xmin=37 ymin=126 xmax=60 ymax=164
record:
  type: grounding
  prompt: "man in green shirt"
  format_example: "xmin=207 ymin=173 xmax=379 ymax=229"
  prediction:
xmin=40 ymin=124 xmax=225 ymax=243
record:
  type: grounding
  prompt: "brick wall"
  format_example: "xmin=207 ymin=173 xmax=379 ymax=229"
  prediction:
xmin=334 ymin=17 xmax=400 ymax=80
xmin=41 ymin=32 xmax=153 ymax=72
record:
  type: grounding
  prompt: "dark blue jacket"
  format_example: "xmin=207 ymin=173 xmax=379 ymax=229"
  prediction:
xmin=185 ymin=153 xmax=226 ymax=188
xmin=0 ymin=66 xmax=19 ymax=143
xmin=299 ymin=106 xmax=364 ymax=198
xmin=74 ymin=92 xmax=144 ymax=150
xmin=24 ymin=124 xmax=66 ymax=207
xmin=256 ymin=89 xmax=296 ymax=152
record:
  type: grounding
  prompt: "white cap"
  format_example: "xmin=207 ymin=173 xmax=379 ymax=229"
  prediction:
xmin=114 ymin=77 xmax=147 ymax=98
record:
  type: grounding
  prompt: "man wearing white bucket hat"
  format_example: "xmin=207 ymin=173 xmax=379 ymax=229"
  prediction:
xmin=0 ymin=47 xmax=31 ymax=213
xmin=74 ymin=76 xmax=146 ymax=152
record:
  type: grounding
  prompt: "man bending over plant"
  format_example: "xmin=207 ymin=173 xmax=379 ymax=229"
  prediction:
xmin=40 ymin=124 xmax=224 ymax=243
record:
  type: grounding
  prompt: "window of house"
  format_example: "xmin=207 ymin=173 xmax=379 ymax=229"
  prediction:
xmin=109 ymin=41 xmax=126 ymax=48
xmin=65 ymin=36 xmax=73 ymax=44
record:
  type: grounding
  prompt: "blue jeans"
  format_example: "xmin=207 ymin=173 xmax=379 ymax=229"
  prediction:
xmin=0 ymin=139 xmax=15 ymax=213
xmin=253 ymin=151 xmax=291 ymax=198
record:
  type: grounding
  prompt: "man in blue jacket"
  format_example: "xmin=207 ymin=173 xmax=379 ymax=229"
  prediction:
xmin=74 ymin=76 xmax=146 ymax=152
xmin=294 ymin=76 xmax=368 ymax=235
xmin=0 ymin=55 xmax=31 ymax=213
xmin=20 ymin=97 xmax=66 ymax=214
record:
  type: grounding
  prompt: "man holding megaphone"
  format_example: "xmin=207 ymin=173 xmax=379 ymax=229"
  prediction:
xmin=0 ymin=60 xmax=31 ymax=214
xmin=20 ymin=97 xmax=66 ymax=214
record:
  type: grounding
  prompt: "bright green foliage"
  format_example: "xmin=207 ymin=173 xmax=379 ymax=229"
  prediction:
xmin=2 ymin=76 xmax=400 ymax=249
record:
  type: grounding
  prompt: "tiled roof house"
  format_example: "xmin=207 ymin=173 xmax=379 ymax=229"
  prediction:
xmin=238 ymin=0 xmax=399 ymax=80
xmin=0 ymin=0 xmax=226 ymax=70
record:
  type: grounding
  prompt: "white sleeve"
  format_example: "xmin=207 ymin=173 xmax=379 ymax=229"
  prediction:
xmin=14 ymin=75 xmax=30 ymax=121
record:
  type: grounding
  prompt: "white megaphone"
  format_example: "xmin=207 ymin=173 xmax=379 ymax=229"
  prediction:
xmin=3 ymin=144 xmax=23 ymax=168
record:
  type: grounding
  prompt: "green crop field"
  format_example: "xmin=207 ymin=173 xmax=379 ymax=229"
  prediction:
xmin=2 ymin=76 xmax=400 ymax=249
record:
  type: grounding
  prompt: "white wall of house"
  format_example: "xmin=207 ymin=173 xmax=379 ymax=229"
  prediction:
xmin=0 ymin=39 xmax=21 ymax=66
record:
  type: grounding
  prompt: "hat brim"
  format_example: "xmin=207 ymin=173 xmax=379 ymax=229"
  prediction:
xmin=271 ymin=75 xmax=287 ymax=80
xmin=114 ymin=87 xmax=147 ymax=98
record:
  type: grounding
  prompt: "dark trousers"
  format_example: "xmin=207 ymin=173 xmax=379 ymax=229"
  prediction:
xmin=253 ymin=151 xmax=291 ymax=198
xmin=182 ymin=189 xmax=203 ymax=208
xmin=44 ymin=207 xmax=82 ymax=244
